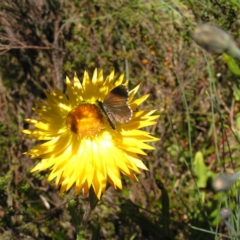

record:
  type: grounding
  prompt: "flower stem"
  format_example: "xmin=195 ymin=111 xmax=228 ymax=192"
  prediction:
xmin=80 ymin=202 xmax=92 ymax=228
xmin=76 ymin=187 xmax=99 ymax=239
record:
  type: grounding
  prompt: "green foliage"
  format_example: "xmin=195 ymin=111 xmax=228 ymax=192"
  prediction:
xmin=194 ymin=151 xmax=214 ymax=189
xmin=229 ymin=0 xmax=240 ymax=8
xmin=223 ymin=53 xmax=240 ymax=76
xmin=1 ymin=0 xmax=240 ymax=239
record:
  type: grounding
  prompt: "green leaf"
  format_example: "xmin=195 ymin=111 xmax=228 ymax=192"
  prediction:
xmin=235 ymin=113 xmax=240 ymax=141
xmin=223 ymin=53 xmax=240 ymax=76
xmin=193 ymin=151 xmax=211 ymax=188
xmin=229 ymin=0 xmax=240 ymax=8
xmin=233 ymin=83 xmax=240 ymax=101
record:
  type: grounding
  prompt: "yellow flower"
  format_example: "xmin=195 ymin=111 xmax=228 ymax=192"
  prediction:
xmin=23 ymin=69 xmax=159 ymax=199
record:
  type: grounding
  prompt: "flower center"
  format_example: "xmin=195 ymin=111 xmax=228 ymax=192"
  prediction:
xmin=66 ymin=103 xmax=105 ymax=137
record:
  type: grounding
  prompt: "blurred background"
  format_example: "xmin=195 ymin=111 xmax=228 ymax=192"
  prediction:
xmin=1 ymin=0 xmax=240 ymax=239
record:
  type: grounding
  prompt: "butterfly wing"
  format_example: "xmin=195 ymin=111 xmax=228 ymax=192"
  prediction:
xmin=104 ymin=85 xmax=132 ymax=124
xmin=105 ymin=105 xmax=132 ymax=123
xmin=98 ymin=101 xmax=116 ymax=129
xmin=98 ymin=85 xmax=133 ymax=129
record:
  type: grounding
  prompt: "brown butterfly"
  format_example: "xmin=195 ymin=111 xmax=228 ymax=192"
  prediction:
xmin=97 ymin=85 xmax=133 ymax=129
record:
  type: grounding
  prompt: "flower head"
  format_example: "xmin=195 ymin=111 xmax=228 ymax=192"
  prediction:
xmin=23 ymin=69 xmax=159 ymax=199
xmin=193 ymin=23 xmax=240 ymax=59
xmin=212 ymin=171 xmax=240 ymax=192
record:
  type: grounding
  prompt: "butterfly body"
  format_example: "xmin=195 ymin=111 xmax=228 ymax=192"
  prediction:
xmin=97 ymin=85 xmax=132 ymax=129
